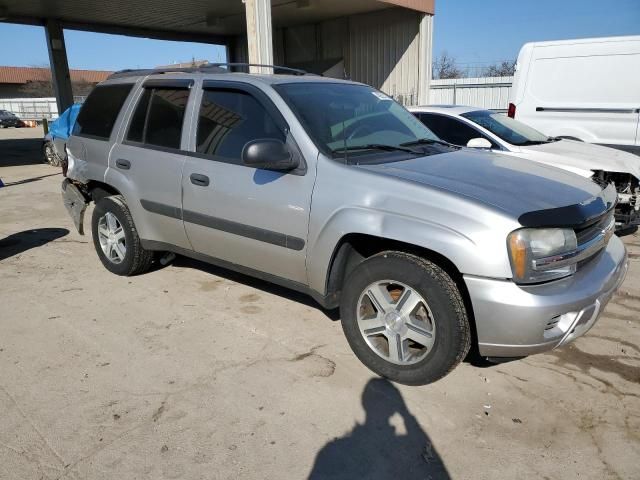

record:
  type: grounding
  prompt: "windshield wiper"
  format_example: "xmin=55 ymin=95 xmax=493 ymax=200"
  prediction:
xmin=400 ymin=138 xmax=454 ymax=148
xmin=518 ymin=137 xmax=562 ymax=146
xmin=331 ymin=143 xmax=420 ymax=155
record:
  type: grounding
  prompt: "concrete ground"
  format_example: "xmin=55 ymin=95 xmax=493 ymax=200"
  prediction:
xmin=1 ymin=127 xmax=639 ymax=480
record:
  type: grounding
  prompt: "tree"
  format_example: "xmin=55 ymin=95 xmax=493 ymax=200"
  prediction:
xmin=432 ymin=51 xmax=464 ymax=79
xmin=19 ymin=79 xmax=54 ymax=97
xmin=71 ymin=79 xmax=95 ymax=97
xmin=18 ymin=67 xmax=98 ymax=98
xmin=482 ymin=60 xmax=516 ymax=77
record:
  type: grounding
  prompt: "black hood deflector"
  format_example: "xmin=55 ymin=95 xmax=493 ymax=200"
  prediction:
xmin=518 ymin=183 xmax=617 ymax=228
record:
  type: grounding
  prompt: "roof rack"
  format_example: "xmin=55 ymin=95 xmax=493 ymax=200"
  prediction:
xmin=108 ymin=63 xmax=312 ymax=80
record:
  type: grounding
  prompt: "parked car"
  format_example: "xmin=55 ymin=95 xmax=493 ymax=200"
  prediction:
xmin=43 ymin=103 xmax=82 ymax=168
xmin=0 ymin=109 xmax=25 ymax=128
xmin=409 ymin=106 xmax=640 ymax=231
xmin=62 ymin=65 xmax=628 ymax=385
xmin=509 ymin=35 xmax=640 ymax=155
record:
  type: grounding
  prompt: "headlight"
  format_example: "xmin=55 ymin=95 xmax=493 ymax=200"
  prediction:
xmin=507 ymin=228 xmax=577 ymax=284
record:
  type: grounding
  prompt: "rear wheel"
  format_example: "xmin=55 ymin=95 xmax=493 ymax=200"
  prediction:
xmin=91 ymin=195 xmax=154 ymax=276
xmin=340 ymin=251 xmax=471 ymax=385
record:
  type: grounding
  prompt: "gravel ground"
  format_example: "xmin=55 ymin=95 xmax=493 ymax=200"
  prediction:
xmin=1 ymin=127 xmax=639 ymax=480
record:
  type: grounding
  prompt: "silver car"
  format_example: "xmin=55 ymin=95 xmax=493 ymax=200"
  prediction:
xmin=62 ymin=64 xmax=628 ymax=385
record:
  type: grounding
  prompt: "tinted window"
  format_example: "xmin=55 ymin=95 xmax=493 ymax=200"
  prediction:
xmin=461 ymin=110 xmax=550 ymax=146
xmin=418 ymin=113 xmax=487 ymax=147
xmin=126 ymin=87 xmax=189 ymax=149
xmin=126 ymin=89 xmax=151 ymax=143
xmin=73 ymin=84 xmax=133 ymax=139
xmin=196 ymin=89 xmax=284 ymax=164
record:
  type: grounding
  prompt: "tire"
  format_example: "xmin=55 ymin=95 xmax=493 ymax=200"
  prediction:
xmin=43 ymin=142 xmax=59 ymax=166
xmin=91 ymin=195 xmax=154 ymax=276
xmin=340 ymin=251 xmax=471 ymax=385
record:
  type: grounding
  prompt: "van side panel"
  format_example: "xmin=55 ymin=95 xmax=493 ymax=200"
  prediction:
xmin=511 ymin=36 xmax=640 ymax=148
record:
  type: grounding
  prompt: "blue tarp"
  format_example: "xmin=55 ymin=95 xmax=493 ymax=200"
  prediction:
xmin=49 ymin=103 xmax=82 ymax=140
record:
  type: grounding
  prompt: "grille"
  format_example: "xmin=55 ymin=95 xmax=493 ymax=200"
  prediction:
xmin=574 ymin=211 xmax=614 ymax=245
xmin=572 ymin=211 xmax=615 ymax=269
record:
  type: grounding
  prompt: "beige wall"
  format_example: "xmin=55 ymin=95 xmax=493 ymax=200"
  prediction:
xmin=230 ymin=7 xmax=427 ymax=105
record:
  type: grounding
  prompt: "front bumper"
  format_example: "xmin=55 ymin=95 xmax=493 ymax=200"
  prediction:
xmin=465 ymin=235 xmax=628 ymax=357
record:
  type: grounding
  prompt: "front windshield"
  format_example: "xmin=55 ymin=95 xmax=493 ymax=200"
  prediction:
xmin=274 ymin=82 xmax=440 ymax=157
xmin=461 ymin=110 xmax=550 ymax=146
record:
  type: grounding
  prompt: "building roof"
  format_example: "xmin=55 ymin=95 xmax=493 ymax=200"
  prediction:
xmin=0 ymin=66 xmax=112 ymax=85
xmin=5 ymin=1 xmax=434 ymax=41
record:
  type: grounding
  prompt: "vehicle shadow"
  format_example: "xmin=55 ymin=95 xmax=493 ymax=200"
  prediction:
xmin=307 ymin=378 xmax=450 ymax=479
xmin=169 ymin=255 xmax=340 ymax=320
xmin=0 ymin=138 xmax=46 ymax=167
xmin=0 ymin=228 xmax=69 ymax=261
xmin=1 ymin=172 xmax=61 ymax=188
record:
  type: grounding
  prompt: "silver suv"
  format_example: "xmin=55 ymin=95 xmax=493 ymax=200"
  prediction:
xmin=62 ymin=64 xmax=628 ymax=385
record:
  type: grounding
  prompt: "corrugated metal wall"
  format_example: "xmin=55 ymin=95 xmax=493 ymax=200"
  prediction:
xmin=429 ymin=76 xmax=514 ymax=112
xmin=229 ymin=7 xmax=424 ymax=105
xmin=348 ymin=8 xmax=421 ymax=105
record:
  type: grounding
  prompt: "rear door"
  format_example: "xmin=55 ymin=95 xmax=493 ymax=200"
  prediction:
xmin=106 ymin=79 xmax=193 ymax=249
xmin=524 ymin=41 xmax=640 ymax=146
xmin=181 ymin=81 xmax=314 ymax=284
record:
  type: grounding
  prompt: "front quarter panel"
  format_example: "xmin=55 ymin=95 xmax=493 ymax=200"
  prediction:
xmin=307 ymin=156 xmax=519 ymax=295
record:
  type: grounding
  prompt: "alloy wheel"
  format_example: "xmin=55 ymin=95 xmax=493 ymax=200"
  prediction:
xmin=97 ymin=212 xmax=126 ymax=264
xmin=356 ymin=280 xmax=436 ymax=365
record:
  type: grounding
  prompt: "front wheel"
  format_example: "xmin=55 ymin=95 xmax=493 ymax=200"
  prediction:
xmin=91 ymin=195 xmax=154 ymax=276
xmin=340 ymin=251 xmax=471 ymax=385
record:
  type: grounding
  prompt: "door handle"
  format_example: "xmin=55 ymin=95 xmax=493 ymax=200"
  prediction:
xmin=116 ymin=159 xmax=131 ymax=170
xmin=190 ymin=173 xmax=210 ymax=187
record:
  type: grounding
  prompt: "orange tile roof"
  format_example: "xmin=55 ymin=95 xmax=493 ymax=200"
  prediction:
xmin=0 ymin=66 xmax=112 ymax=84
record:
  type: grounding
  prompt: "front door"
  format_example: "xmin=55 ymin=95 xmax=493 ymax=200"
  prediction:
xmin=181 ymin=83 xmax=315 ymax=284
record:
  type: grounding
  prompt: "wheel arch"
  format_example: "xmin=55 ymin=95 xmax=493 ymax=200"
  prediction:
xmin=323 ymin=233 xmax=470 ymax=308
xmin=326 ymin=233 xmax=480 ymax=367
xmin=87 ymin=180 xmax=122 ymax=202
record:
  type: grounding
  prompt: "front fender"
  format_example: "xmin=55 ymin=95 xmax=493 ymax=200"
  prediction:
xmin=306 ymin=206 xmax=514 ymax=295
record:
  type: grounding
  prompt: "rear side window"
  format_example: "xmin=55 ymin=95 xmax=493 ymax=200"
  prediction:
xmin=196 ymin=89 xmax=284 ymax=164
xmin=418 ymin=113 xmax=488 ymax=147
xmin=126 ymin=87 xmax=190 ymax=150
xmin=73 ymin=84 xmax=133 ymax=140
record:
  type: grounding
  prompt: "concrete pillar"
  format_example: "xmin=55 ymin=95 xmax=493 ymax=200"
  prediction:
xmin=45 ymin=20 xmax=74 ymax=114
xmin=244 ymin=0 xmax=274 ymax=73
xmin=417 ymin=13 xmax=433 ymax=106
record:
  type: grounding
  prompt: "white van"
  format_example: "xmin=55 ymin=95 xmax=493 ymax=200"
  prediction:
xmin=509 ymin=36 xmax=640 ymax=154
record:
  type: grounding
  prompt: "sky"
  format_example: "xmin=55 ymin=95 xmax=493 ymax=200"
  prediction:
xmin=433 ymin=0 xmax=640 ymax=74
xmin=0 ymin=0 xmax=638 ymax=72
xmin=0 ymin=25 xmax=227 ymax=71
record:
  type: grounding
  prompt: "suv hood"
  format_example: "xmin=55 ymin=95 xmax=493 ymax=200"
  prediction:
xmin=519 ymin=140 xmax=640 ymax=179
xmin=358 ymin=149 xmax=605 ymax=220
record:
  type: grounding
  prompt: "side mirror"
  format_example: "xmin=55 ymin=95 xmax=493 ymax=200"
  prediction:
xmin=466 ymin=137 xmax=492 ymax=149
xmin=242 ymin=139 xmax=299 ymax=171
